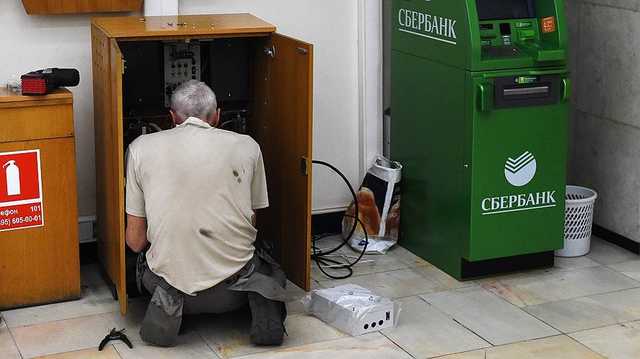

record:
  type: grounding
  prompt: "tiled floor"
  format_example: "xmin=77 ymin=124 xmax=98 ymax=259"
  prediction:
xmin=2 ymin=236 xmax=640 ymax=358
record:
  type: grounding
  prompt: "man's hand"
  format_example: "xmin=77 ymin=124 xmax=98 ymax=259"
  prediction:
xmin=126 ymin=214 xmax=149 ymax=253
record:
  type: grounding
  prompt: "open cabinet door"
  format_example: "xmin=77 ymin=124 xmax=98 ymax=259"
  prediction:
xmin=253 ymin=34 xmax=313 ymax=290
xmin=92 ymin=29 xmax=127 ymax=314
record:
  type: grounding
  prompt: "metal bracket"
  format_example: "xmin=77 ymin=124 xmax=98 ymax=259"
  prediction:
xmin=264 ymin=45 xmax=276 ymax=58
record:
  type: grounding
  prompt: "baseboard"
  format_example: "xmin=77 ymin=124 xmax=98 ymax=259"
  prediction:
xmin=79 ymin=241 xmax=99 ymax=265
xmin=593 ymin=224 xmax=640 ymax=254
xmin=461 ymin=251 xmax=555 ymax=279
xmin=312 ymin=211 xmax=345 ymax=236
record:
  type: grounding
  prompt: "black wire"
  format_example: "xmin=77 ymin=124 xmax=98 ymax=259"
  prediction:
xmin=311 ymin=160 xmax=369 ymax=280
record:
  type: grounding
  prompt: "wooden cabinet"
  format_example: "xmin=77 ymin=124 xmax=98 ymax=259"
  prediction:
xmin=0 ymin=89 xmax=80 ymax=309
xmin=91 ymin=14 xmax=313 ymax=315
xmin=22 ymin=0 xmax=142 ymax=15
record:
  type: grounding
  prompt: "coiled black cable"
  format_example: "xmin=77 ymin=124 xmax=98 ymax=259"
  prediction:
xmin=311 ymin=160 xmax=369 ymax=280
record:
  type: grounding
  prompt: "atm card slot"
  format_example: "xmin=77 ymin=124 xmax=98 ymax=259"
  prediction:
xmin=494 ymin=76 xmax=561 ymax=109
xmin=503 ymin=86 xmax=550 ymax=97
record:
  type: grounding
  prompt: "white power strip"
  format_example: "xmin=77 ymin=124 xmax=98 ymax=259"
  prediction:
xmin=306 ymin=284 xmax=396 ymax=336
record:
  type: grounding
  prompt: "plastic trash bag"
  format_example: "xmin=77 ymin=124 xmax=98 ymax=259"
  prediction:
xmin=343 ymin=156 xmax=402 ymax=254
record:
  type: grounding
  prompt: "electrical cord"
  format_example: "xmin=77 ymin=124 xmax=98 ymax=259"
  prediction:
xmin=311 ymin=160 xmax=369 ymax=280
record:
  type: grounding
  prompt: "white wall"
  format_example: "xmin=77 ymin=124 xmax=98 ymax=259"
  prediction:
xmin=0 ymin=1 xmax=97 ymax=215
xmin=0 ymin=0 xmax=374 ymax=215
xmin=179 ymin=0 xmax=362 ymax=213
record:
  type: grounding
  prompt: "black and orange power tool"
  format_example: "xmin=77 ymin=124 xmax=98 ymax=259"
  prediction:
xmin=21 ymin=68 xmax=80 ymax=95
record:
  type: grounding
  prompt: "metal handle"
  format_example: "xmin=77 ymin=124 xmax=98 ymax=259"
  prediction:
xmin=503 ymin=86 xmax=549 ymax=96
xmin=562 ymin=78 xmax=571 ymax=102
xmin=477 ymin=83 xmax=492 ymax=112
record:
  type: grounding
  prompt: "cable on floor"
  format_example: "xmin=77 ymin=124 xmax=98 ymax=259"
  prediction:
xmin=311 ymin=160 xmax=369 ymax=280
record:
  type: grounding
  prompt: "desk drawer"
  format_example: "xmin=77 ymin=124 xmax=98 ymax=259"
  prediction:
xmin=0 ymin=104 xmax=74 ymax=142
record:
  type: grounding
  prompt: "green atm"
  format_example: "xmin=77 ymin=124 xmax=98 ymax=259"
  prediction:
xmin=391 ymin=0 xmax=570 ymax=279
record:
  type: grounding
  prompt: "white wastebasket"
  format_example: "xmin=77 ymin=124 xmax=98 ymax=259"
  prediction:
xmin=556 ymin=185 xmax=598 ymax=258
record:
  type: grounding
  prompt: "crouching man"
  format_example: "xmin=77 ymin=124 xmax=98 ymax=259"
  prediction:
xmin=125 ymin=80 xmax=287 ymax=347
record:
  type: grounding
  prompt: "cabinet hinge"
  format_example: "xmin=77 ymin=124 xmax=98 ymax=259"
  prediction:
xmin=300 ymin=157 xmax=309 ymax=176
xmin=264 ymin=45 xmax=276 ymax=58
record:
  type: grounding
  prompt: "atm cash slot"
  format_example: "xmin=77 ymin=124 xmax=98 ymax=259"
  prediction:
xmin=503 ymin=86 xmax=550 ymax=97
xmin=494 ymin=76 xmax=560 ymax=109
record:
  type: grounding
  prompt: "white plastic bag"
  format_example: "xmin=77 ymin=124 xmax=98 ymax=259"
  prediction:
xmin=343 ymin=156 xmax=402 ymax=254
xmin=302 ymin=284 xmax=401 ymax=336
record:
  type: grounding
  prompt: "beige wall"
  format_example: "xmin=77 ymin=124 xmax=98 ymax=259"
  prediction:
xmin=567 ymin=0 xmax=640 ymax=241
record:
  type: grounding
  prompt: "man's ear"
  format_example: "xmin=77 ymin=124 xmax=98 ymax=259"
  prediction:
xmin=169 ymin=110 xmax=179 ymax=127
xmin=211 ymin=109 xmax=221 ymax=127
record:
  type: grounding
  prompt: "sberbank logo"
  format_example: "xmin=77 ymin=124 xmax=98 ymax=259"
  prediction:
xmin=504 ymin=151 xmax=537 ymax=187
xmin=480 ymin=151 xmax=557 ymax=216
xmin=397 ymin=8 xmax=458 ymax=45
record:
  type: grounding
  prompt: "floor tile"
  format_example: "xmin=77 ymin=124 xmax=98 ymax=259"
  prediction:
xmin=0 ymin=320 xmax=21 ymax=358
xmin=525 ymin=287 xmax=640 ymax=333
xmin=11 ymin=300 xmax=148 ymax=359
xmin=482 ymin=266 xmax=640 ymax=307
xmin=587 ymin=237 xmax=639 ymax=265
xmin=233 ymin=333 xmax=411 ymax=359
xmin=12 ymin=314 xmax=123 ymax=358
xmin=113 ymin=331 xmax=217 ymax=358
xmin=34 ymin=345 xmax=120 ymax=358
xmin=554 ymin=255 xmax=601 ymax=270
xmin=318 ymin=266 xmax=470 ymax=300
xmin=386 ymin=245 xmax=431 ymax=267
xmin=381 ymin=296 xmax=489 ymax=358
xmin=440 ymin=335 xmax=603 ymax=359
xmin=311 ymin=237 xmax=409 ymax=281
xmin=311 ymin=251 xmax=408 ymax=279
xmin=284 ymin=281 xmax=317 ymax=315
xmin=3 ymin=274 xmax=118 ymax=328
xmin=570 ymin=321 xmax=640 ymax=359
xmin=196 ymin=311 xmax=346 ymax=358
xmin=609 ymin=259 xmax=640 ymax=281
xmin=421 ymin=287 xmax=559 ymax=345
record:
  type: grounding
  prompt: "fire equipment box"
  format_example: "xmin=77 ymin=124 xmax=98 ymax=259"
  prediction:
xmin=391 ymin=0 xmax=569 ymax=279
xmin=0 ymin=88 xmax=80 ymax=309
xmin=91 ymin=14 xmax=313 ymax=314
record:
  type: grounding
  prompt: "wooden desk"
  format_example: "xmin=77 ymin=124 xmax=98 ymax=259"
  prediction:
xmin=0 ymin=88 xmax=80 ymax=309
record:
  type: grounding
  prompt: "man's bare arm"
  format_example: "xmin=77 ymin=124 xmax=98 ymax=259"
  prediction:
xmin=126 ymin=214 xmax=149 ymax=253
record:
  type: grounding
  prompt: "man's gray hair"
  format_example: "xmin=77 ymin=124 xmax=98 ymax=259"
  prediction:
xmin=170 ymin=80 xmax=218 ymax=120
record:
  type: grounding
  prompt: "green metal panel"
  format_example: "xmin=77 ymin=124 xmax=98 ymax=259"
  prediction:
xmin=392 ymin=0 xmax=567 ymax=71
xmin=391 ymin=0 xmax=570 ymax=279
xmin=391 ymin=52 xmax=470 ymax=279
xmin=468 ymin=69 xmax=569 ymax=261
xmin=392 ymin=0 xmax=473 ymax=70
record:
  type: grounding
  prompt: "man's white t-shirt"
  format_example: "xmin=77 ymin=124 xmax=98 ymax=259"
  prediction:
xmin=125 ymin=117 xmax=269 ymax=295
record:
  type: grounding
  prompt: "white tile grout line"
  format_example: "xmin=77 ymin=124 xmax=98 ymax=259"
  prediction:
xmin=564 ymin=318 xmax=640 ymax=337
xmin=3 ymin=317 xmax=24 ymax=359
xmin=426 ymin=334 xmax=598 ymax=359
xmin=564 ymin=334 xmax=608 ymax=359
xmin=3 ymin=307 xmax=122 ymax=331
xmin=109 ymin=343 xmax=124 ymax=358
xmin=423 ymin=286 xmax=563 ymax=346
xmin=478 ymin=281 xmax=640 ymax=340
xmin=195 ymin=329 xmax=223 ymax=359
xmin=414 ymin=294 xmax=494 ymax=347
xmin=377 ymin=331 xmax=419 ymax=359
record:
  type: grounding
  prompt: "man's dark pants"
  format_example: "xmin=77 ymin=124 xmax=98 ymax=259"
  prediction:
xmin=137 ymin=250 xmax=288 ymax=347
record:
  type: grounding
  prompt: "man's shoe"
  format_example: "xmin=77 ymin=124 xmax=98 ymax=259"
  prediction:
xmin=248 ymin=292 xmax=286 ymax=346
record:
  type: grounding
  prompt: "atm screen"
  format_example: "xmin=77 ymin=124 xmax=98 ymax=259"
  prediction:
xmin=476 ymin=0 xmax=536 ymax=21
